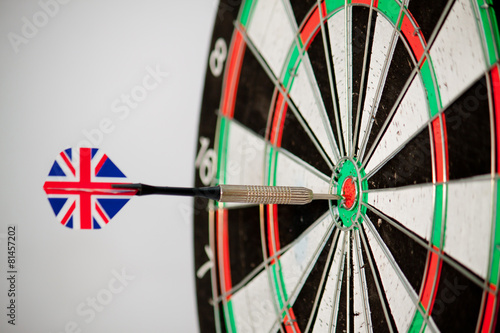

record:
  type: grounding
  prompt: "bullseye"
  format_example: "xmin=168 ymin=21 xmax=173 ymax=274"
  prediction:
xmin=341 ymin=176 xmax=357 ymax=210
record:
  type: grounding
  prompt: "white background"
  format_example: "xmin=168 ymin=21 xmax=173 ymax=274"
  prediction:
xmin=0 ymin=0 xmax=217 ymax=332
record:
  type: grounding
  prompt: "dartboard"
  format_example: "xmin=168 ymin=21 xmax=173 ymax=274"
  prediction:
xmin=193 ymin=0 xmax=500 ymax=332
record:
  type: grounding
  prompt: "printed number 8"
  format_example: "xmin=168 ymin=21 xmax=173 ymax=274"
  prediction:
xmin=209 ymin=38 xmax=227 ymax=77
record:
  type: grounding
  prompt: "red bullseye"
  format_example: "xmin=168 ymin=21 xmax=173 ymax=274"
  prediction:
xmin=341 ymin=177 xmax=357 ymax=210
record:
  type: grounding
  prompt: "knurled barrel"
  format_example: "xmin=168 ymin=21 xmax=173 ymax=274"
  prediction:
xmin=219 ymin=185 xmax=313 ymax=205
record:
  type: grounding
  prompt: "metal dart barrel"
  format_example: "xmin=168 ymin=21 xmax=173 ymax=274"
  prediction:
xmin=219 ymin=185 xmax=341 ymax=205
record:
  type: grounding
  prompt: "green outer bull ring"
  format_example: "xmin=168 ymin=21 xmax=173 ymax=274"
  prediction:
xmin=329 ymin=156 xmax=368 ymax=231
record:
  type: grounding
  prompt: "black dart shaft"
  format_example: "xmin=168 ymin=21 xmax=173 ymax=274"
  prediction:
xmin=111 ymin=183 xmax=221 ymax=200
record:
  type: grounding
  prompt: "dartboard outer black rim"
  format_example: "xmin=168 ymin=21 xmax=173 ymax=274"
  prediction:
xmin=193 ymin=1 xmax=500 ymax=332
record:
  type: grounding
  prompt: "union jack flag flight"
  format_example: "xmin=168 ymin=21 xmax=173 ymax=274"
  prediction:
xmin=43 ymin=148 xmax=136 ymax=229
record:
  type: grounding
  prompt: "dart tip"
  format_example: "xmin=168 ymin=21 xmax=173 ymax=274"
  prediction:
xmin=312 ymin=193 xmax=343 ymax=201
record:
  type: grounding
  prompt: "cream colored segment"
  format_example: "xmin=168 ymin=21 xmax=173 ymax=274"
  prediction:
xmin=312 ymin=233 xmax=347 ymax=332
xmin=429 ymin=0 xmax=487 ymax=108
xmin=279 ymin=214 xmax=333 ymax=303
xmin=231 ymin=269 xmax=280 ymax=333
xmin=225 ymin=121 xmax=266 ymax=186
xmin=444 ymin=178 xmax=494 ymax=279
xmin=358 ymin=15 xmax=395 ymax=152
xmin=246 ymin=0 xmax=295 ymax=78
xmin=275 ymin=150 xmax=331 ymax=194
xmin=328 ymin=10 xmax=351 ymax=148
xmin=365 ymin=75 xmax=429 ymax=175
xmin=353 ymin=231 xmax=372 ymax=332
xmin=367 ymin=183 xmax=435 ymax=241
xmin=289 ymin=56 xmax=337 ymax=162
xmin=364 ymin=223 xmax=417 ymax=332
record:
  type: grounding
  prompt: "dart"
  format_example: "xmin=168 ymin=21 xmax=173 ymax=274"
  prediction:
xmin=43 ymin=148 xmax=341 ymax=230
xmin=110 ymin=183 xmax=342 ymax=204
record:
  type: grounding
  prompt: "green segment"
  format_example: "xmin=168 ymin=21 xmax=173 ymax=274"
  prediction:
xmin=268 ymin=146 xmax=277 ymax=186
xmin=431 ymin=184 xmax=445 ymax=247
xmin=216 ymin=116 xmax=229 ymax=185
xmin=420 ymin=59 xmax=441 ymax=117
xmin=377 ymin=0 xmax=403 ymax=26
xmin=325 ymin=0 xmax=345 ymax=14
xmin=490 ymin=180 xmax=500 ymax=285
xmin=408 ymin=304 xmax=426 ymax=332
xmin=476 ymin=0 xmax=500 ymax=65
xmin=271 ymin=262 xmax=290 ymax=317
xmin=272 ymin=265 xmax=284 ymax=309
xmin=239 ymin=0 xmax=254 ymax=27
xmin=282 ymin=46 xmax=301 ymax=90
xmin=226 ymin=300 xmax=237 ymax=333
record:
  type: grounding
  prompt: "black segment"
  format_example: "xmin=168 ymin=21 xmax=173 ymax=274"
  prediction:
xmin=289 ymin=0 xmax=316 ymax=27
xmin=365 ymin=38 xmax=415 ymax=157
xmin=366 ymin=210 xmax=427 ymax=294
xmin=234 ymin=47 xmax=275 ymax=136
xmin=227 ymin=206 xmax=264 ymax=286
xmin=359 ymin=228 xmax=397 ymax=332
xmin=432 ymin=258 xmax=484 ymax=332
xmin=351 ymin=6 xmax=372 ymax=141
xmin=408 ymin=0 xmax=450 ymax=43
xmin=293 ymin=232 xmax=336 ymax=330
xmin=307 ymin=21 xmax=341 ymax=156
xmin=368 ymin=126 xmax=432 ymax=189
xmin=336 ymin=257 xmax=348 ymax=332
xmin=277 ymin=200 xmax=329 ymax=249
xmin=280 ymin=106 xmax=332 ymax=176
xmin=348 ymin=236 xmax=354 ymax=333
xmin=445 ymin=76 xmax=491 ymax=180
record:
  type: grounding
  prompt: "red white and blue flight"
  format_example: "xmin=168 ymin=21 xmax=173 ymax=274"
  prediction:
xmin=43 ymin=148 xmax=137 ymax=229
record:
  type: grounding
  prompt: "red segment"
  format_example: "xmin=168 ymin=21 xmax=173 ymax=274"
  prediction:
xmin=284 ymin=308 xmax=300 ymax=332
xmin=442 ymin=114 xmax=449 ymax=178
xmin=95 ymin=202 xmax=109 ymax=224
xmin=431 ymin=117 xmax=447 ymax=183
xmin=320 ymin=0 xmax=327 ymax=18
xmin=341 ymin=177 xmax=356 ymax=209
xmin=266 ymin=204 xmax=280 ymax=261
xmin=401 ymin=13 xmax=425 ymax=62
xmin=300 ymin=5 xmax=321 ymax=49
xmin=491 ymin=66 xmax=500 ymax=173
xmin=352 ymin=0 xmax=378 ymax=5
xmin=60 ymin=151 xmax=76 ymax=176
xmin=221 ymin=30 xmax=246 ymax=118
xmin=60 ymin=201 xmax=76 ymax=226
xmin=217 ymin=209 xmax=232 ymax=299
xmin=420 ymin=249 xmax=442 ymax=313
xmin=480 ymin=288 xmax=498 ymax=332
